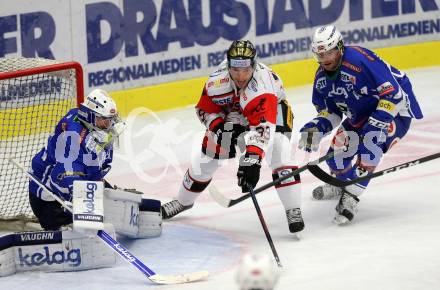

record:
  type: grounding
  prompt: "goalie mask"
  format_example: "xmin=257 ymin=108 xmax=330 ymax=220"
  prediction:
xmin=236 ymin=253 xmax=280 ymax=290
xmin=78 ymin=89 xmax=125 ymax=148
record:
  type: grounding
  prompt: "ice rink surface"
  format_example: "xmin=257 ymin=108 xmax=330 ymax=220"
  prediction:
xmin=1 ymin=66 xmax=439 ymax=290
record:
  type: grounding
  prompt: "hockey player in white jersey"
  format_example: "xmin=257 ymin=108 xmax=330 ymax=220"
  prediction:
xmin=161 ymin=40 xmax=304 ymax=234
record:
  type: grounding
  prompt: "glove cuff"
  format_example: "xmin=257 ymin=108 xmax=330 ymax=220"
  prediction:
xmin=245 ymin=145 xmax=264 ymax=159
xmin=240 ymin=151 xmax=262 ymax=167
xmin=209 ymin=118 xmax=225 ymax=132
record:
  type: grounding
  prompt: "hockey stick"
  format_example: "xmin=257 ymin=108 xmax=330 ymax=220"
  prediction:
xmin=209 ymin=150 xmax=337 ymax=208
xmin=307 ymin=152 xmax=440 ymax=187
xmin=9 ymin=158 xmax=209 ymax=284
xmin=248 ymin=186 xmax=282 ymax=268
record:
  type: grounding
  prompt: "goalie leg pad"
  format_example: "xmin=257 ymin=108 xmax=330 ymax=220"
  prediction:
xmin=104 ymin=188 xmax=142 ymax=238
xmin=104 ymin=189 xmax=163 ymax=238
xmin=137 ymin=198 xmax=162 ymax=238
xmin=0 ymin=224 xmax=117 ymax=276
xmin=0 ymin=244 xmax=16 ymax=277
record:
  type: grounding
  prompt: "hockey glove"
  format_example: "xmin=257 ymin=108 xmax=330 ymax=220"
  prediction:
xmin=211 ymin=122 xmax=246 ymax=144
xmin=237 ymin=153 xmax=262 ymax=193
xmin=361 ymin=117 xmax=389 ymax=146
xmin=298 ymin=122 xmax=325 ymax=152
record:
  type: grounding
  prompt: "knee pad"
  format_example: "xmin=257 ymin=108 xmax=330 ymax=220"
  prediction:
xmin=272 ymin=166 xmax=301 ymax=188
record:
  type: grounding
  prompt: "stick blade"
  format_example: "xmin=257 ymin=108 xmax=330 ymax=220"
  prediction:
xmin=208 ymin=186 xmax=232 ymax=208
xmin=149 ymin=270 xmax=209 ymax=284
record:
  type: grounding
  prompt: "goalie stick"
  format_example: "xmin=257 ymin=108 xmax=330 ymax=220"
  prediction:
xmin=209 ymin=150 xmax=338 ymax=208
xmin=307 ymin=152 xmax=440 ymax=187
xmin=9 ymin=158 xmax=209 ymax=285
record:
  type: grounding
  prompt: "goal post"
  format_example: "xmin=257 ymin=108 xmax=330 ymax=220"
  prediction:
xmin=0 ymin=58 xmax=84 ymax=223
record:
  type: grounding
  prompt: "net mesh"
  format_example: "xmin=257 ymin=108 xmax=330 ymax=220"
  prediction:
xmin=0 ymin=57 xmax=80 ymax=221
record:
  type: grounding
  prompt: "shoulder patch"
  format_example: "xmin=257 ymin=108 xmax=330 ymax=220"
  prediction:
xmin=377 ymin=81 xmax=395 ymax=96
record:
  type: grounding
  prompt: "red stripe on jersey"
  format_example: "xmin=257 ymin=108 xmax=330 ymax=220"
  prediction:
xmin=242 ymin=93 xmax=277 ymax=126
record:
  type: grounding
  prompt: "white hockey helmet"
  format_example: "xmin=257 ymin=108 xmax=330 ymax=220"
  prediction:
xmin=235 ymin=253 xmax=280 ymax=290
xmin=78 ymin=89 xmax=118 ymax=131
xmin=311 ymin=25 xmax=344 ymax=57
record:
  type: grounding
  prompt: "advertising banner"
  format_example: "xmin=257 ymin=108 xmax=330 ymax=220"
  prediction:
xmin=1 ymin=0 xmax=440 ymax=92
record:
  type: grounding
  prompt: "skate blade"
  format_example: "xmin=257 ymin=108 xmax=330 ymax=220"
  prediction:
xmin=291 ymin=232 xmax=301 ymax=241
xmin=333 ymin=214 xmax=350 ymax=225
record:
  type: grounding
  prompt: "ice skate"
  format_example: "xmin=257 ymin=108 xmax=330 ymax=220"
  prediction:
xmin=161 ymin=200 xmax=193 ymax=219
xmin=334 ymin=191 xmax=359 ymax=225
xmin=313 ymin=184 xmax=343 ymax=200
xmin=285 ymin=208 xmax=305 ymax=234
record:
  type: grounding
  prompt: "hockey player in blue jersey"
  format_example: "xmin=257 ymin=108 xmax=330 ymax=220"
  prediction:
xmin=29 ymin=89 xmax=123 ymax=230
xmin=299 ymin=25 xmax=423 ymax=224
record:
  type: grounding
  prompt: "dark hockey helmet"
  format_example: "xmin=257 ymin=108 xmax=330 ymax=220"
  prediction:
xmin=227 ymin=40 xmax=257 ymax=68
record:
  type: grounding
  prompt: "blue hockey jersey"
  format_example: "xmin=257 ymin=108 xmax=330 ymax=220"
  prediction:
xmin=29 ymin=108 xmax=113 ymax=202
xmin=311 ymin=46 xmax=423 ymax=132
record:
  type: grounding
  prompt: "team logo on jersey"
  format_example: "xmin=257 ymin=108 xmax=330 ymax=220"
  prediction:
xmin=342 ymin=61 xmax=361 ymax=73
xmin=377 ymin=82 xmax=395 ymax=96
xmin=315 ymin=77 xmax=326 ymax=91
xmin=212 ymin=94 xmax=233 ymax=105
xmin=329 ymin=84 xmax=349 ymax=99
xmin=250 ymin=98 xmax=266 ymax=114
xmin=340 ymin=71 xmax=356 ymax=85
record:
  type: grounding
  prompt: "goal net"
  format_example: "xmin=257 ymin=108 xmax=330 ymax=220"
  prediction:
xmin=0 ymin=58 xmax=84 ymax=223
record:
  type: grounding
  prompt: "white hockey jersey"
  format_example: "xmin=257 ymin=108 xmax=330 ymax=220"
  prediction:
xmin=196 ymin=61 xmax=287 ymax=157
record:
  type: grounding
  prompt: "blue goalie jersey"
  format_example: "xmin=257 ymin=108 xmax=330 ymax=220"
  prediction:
xmin=29 ymin=108 xmax=113 ymax=202
xmin=312 ymin=46 xmax=423 ymax=130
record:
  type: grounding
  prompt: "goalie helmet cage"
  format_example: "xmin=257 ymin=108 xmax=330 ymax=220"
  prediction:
xmin=0 ymin=57 xmax=84 ymax=222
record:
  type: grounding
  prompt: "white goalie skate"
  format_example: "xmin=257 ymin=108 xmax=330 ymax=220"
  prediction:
xmin=312 ymin=184 xmax=343 ymax=200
